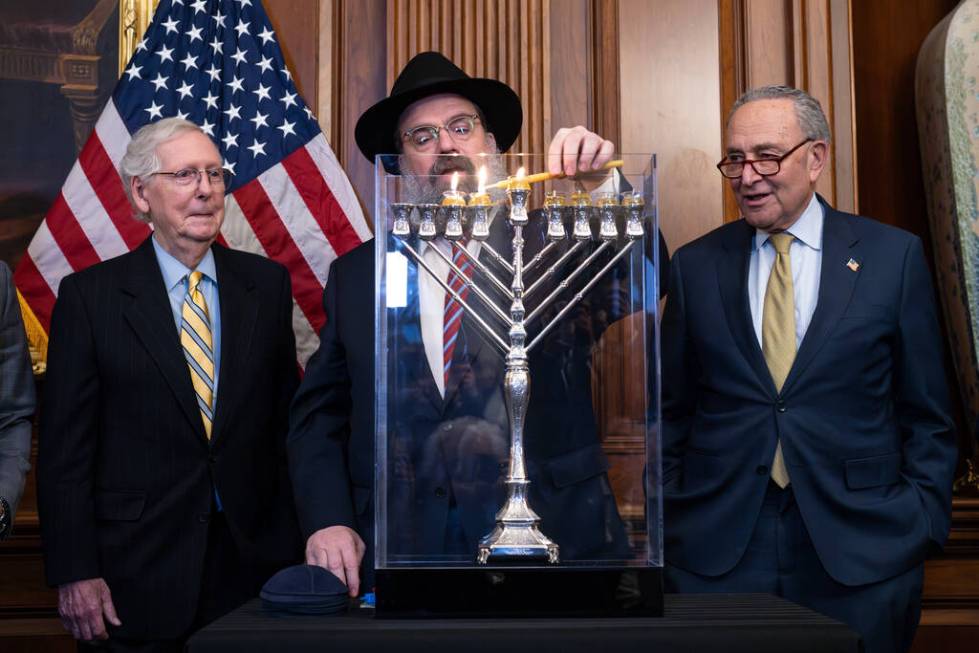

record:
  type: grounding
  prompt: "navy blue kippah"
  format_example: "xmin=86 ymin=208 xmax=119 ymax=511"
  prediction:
xmin=260 ymin=564 xmax=350 ymax=615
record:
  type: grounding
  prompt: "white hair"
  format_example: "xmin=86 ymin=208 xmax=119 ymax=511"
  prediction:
xmin=729 ymin=85 xmax=832 ymax=143
xmin=120 ymin=118 xmax=209 ymax=222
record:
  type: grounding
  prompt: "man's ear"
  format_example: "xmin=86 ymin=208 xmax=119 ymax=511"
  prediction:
xmin=131 ymin=176 xmax=151 ymax=214
xmin=807 ymin=140 xmax=829 ymax=183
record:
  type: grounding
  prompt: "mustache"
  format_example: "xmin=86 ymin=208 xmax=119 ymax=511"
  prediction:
xmin=429 ymin=155 xmax=476 ymax=176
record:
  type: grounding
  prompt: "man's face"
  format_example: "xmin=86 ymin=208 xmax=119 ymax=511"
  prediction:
xmin=132 ymin=130 xmax=225 ymax=254
xmin=397 ymin=93 xmax=496 ymax=186
xmin=725 ymin=98 xmax=826 ymax=232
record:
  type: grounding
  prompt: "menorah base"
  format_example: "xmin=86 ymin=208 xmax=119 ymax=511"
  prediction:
xmin=477 ymin=523 xmax=560 ymax=564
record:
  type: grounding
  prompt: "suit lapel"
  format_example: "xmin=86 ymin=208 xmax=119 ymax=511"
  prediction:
xmin=782 ymin=206 xmax=860 ymax=393
xmin=121 ymin=238 xmax=208 ymax=443
xmin=209 ymin=245 xmax=259 ymax=448
xmin=717 ymin=220 xmax=776 ymax=394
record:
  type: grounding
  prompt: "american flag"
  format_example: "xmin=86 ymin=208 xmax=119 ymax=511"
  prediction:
xmin=14 ymin=0 xmax=371 ymax=367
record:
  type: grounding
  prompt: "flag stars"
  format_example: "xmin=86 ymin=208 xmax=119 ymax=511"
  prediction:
xmin=304 ymin=106 xmax=315 ymax=121
xmin=247 ymin=140 xmax=267 ymax=157
xmin=157 ymin=44 xmax=175 ymax=63
xmin=176 ymin=109 xmax=190 ymax=121
xmin=213 ymin=10 xmax=227 ymax=28
xmin=224 ymin=160 xmax=237 ymax=177
xmin=240 ymin=0 xmax=253 ymax=7
xmin=205 ymin=64 xmax=221 ymax=83
xmin=186 ymin=25 xmax=204 ymax=43
xmin=180 ymin=53 xmax=198 ymax=70
xmin=277 ymin=119 xmax=296 ymax=138
xmin=162 ymin=17 xmax=180 ymax=35
xmin=202 ymin=91 xmax=219 ymax=110
xmin=151 ymin=73 xmax=169 ymax=92
xmin=210 ymin=36 xmax=223 ymax=55
xmin=222 ymin=132 xmax=239 ymax=150
xmin=234 ymin=20 xmax=250 ymax=38
xmin=145 ymin=101 xmax=164 ymax=120
xmin=201 ymin=119 xmax=216 ymax=137
xmin=257 ymin=26 xmax=275 ymax=45
xmin=254 ymin=83 xmax=272 ymax=102
xmin=176 ymin=81 xmax=195 ymax=100
xmin=257 ymin=55 xmax=274 ymax=74
xmin=227 ymin=75 xmax=245 ymax=94
xmin=231 ymin=47 xmax=249 ymax=66
xmin=281 ymin=90 xmax=297 ymax=109
xmin=281 ymin=68 xmax=292 ymax=82
xmin=135 ymin=38 xmax=149 ymax=53
xmin=125 ymin=63 xmax=142 ymax=80
xmin=191 ymin=0 xmax=208 ymax=14
xmin=224 ymin=103 xmax=243 ymax=122
xmin=250 ymin=111 xmax=269 ymax=129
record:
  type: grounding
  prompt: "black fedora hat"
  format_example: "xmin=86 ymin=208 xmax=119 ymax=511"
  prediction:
xmin=355 ymin=51 xmax=523 ymax=173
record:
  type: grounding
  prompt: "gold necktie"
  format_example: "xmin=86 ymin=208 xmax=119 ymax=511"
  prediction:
xmin=181 ymin=271 xmax=214 ymax=439
xmin=762 ymin=233 xmax=794 ymax=488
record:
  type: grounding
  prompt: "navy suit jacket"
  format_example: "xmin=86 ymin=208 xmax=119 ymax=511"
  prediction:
xmin=39 ymin=238 xmax=301 ymax=639
xmin=661 ymin=199 xmax=957 ymax=587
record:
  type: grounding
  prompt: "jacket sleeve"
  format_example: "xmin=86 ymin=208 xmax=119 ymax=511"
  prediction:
xmin=893 ymin=236 xmax=958 ymax=549
xmin=38 ymin=274 xmax=103 ymax=585
xmin=660 ymin=248 xmax=699 ymax=489
xmin=287 ymin=263 xmax=357 ymax=539
xmin=0 ymin=262 xmax=35 ymax=530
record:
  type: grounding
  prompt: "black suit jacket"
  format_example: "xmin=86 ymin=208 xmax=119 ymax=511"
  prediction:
xmin=288 ymin=218 xmax=658 ymax=584
xmin=39 ymin=238 xmax=301 ymax=639
xmin=661 ymin=199 xmax=958 ymax=587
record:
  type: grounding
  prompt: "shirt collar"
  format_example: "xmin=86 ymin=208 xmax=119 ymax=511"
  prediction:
xmin=753 ymin=193 xmax=824 ymax=252
xmin=151 ymin=236 xmax=217 ymax=292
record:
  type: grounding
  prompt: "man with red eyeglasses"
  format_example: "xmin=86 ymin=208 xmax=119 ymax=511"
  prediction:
xmin=661 ymin=85 xmax=957 ymax=653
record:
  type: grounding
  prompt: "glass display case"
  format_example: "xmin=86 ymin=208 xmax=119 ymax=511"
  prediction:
xmin=373 ymin=153 xmax=662 ymax=617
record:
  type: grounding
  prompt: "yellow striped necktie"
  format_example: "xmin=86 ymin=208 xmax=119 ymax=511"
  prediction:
xmin=762 ymin=232 xmax=795 ymax=488
xmin=181 ymin=271 xmax=214 ymax=439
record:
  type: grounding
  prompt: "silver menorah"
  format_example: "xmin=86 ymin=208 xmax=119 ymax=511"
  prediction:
xmin=389 ymin=179 xmax=646 ymax=564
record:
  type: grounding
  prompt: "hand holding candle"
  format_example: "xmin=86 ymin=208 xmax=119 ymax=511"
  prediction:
xmin=487 ymin=159 xmax=624 ymax=191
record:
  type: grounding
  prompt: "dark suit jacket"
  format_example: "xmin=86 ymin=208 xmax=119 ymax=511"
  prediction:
xmin=38 ymin=238 xmax=301 ymax=640
xmin=0 ymin=261 xmax=35 ymax=536
xmin=288 ymin=218 xmax=654 ymax=585
xmin=661 ymin=198 xmax=958 ymax=587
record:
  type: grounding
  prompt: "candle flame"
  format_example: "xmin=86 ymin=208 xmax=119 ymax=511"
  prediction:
xmin=516 ymin=166 xmax=526 ymax=180
xmin=450 ymin=171 xmax=459 ymax=192
xmin=478 ymin=166 xmax=487 ymax=194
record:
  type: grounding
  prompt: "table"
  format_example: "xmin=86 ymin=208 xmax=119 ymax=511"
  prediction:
xmin=188 ymin=593 xmax=860 ymax=653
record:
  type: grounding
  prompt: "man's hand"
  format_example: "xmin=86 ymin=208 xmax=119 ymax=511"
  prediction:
xmin=305 ymin=525 xmax=366 ymax=597
xmin=547 ymin=126 xmax=615 ymax=178
xmin=58 ymin=578 xmax=121 ymax=641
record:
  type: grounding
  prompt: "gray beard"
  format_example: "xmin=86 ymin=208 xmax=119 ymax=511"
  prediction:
xmin=397 ymin=148 xmax=510 ymax=205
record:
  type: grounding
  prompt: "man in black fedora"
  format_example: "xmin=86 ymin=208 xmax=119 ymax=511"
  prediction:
xmin=288 ymin=51 xmax=642 ymax=596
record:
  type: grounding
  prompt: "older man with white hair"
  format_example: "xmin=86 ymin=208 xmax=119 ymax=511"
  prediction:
xmin=39 ymin=118 xmax=302 ymax=652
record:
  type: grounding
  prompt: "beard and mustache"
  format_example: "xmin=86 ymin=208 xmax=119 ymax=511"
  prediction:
xmin=397 ymin=147 xmax=509 ymax=205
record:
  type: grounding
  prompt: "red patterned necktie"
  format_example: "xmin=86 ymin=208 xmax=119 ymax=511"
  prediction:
xmin=443 ymin=241 xmax=473 ymax=386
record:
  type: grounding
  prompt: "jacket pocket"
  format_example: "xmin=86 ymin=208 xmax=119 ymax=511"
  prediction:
xmin=94 ymin=490 xmax=146 ymax=521
xmin=844 ymin=452 xmax=901 ymax=489
xmin=541 ymin=444 xmax=610 ymax=488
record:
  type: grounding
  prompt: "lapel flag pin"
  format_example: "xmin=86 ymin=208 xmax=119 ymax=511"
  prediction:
xmin=846 ymin=258 xmax=860 ymax=272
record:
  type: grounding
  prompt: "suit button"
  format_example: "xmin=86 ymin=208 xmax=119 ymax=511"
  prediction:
xmin=776 ymin=401 xmax=786 ymax=413
xmin=198 ymin=512 xmax=211 ymax=523
xmin=434 ymin=487 xmax=447 ymax=498
xmin=442 ymin=423 xmax=453 ymax=432
xmin=756 ymin=465 xmax=768 ymax=475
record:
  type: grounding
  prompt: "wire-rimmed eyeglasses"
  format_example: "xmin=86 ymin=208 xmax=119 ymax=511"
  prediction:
xmin=401 ymin=114 xmax=481 ymax=152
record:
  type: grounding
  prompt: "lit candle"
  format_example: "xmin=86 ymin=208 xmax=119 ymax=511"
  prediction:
xmin=509 ymin=166 xmax=530 ymax=191
xmin=468 ymin=166 xmax=491 ymax=206
xmin=441 ymin=171 xmax=466 ymax=206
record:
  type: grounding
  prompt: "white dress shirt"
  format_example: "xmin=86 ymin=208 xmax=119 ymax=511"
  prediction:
xmin=747 ymin=193 xmax=824 ymax=349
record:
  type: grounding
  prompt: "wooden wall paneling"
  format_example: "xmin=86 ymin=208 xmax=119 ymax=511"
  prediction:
xmin=716 ymin=0 xmax=855 ymax=216
xmin=317 ymin=0 xmax=332 ymax=141
xmin=591 ymin=0 xmax=620 ymax=148
xmin=619 ymin=0 xmax=723 ymax=252
xmin=335 ymin=0 xmax=387 ymax=219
